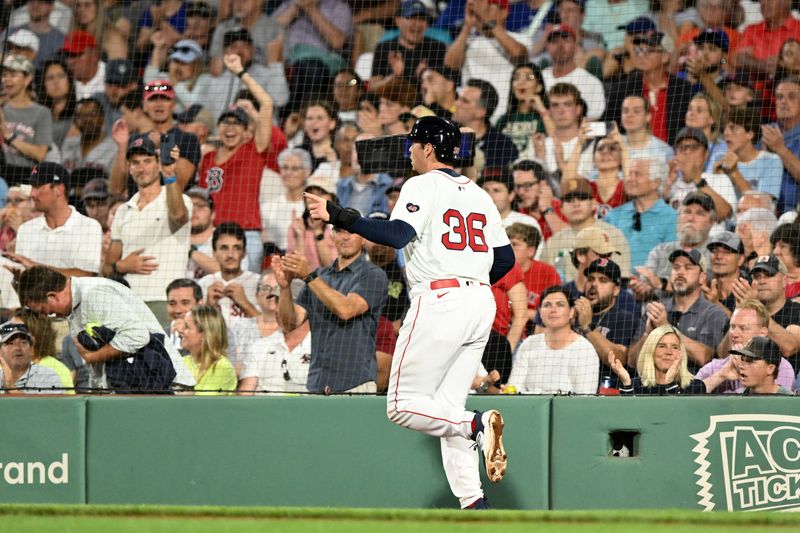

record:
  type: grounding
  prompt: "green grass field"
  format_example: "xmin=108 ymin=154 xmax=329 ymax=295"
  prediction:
xmin=2 ymin=505 xmax=800 ymax=532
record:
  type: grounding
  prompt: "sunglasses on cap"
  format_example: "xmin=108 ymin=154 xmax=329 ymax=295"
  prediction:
xmin=144 ymin=83 xmax=173 ymax=92
xmin=170 ymin=45 xmax=199 ymax=56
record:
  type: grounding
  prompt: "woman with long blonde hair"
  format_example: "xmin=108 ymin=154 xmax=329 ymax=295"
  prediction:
xmin=180 ymin=305 xmax=237 ymax=395
xmin=610 ymin=325 xmax=707 ymax=394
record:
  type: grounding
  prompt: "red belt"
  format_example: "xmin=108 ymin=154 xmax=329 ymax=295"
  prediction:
xmin=430 ymin=278 xmax=488 ymax=290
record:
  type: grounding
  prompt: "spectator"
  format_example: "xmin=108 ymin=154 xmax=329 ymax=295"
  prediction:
xmin=12 ymin=0 xmax=65 ymax=68
xmin=705 ymin=337 xmax=794 ymax=395
xmin=697 ymin=299 xmax=795 ymax=393
xmin=199 ymin=222 xmax=261 ymax=334
xmin=454 ymin=79 xmax=519 ymax=174
xmin=298 ymin=101 xmax=339 ymax=171
xmin=443 ymin=0 xmax=529 ymax=122
xmin=373 ymin=78 xmax=418 ymax=135
xmin=540 ymin=24 xmax=606 ymax=120
xmin=420 ymin=66 xmax=458 ymax=120
xmin=676 ymin=0 xmax=741 ymax=62
xmin=80 ymin=177 xmax=112 ymax=232
xmin=620 ymin=95 xmax=673 ymax=164
xmin=761 ymin=78 xmax=800 ymax=215
xmin=135 ymin=0 xmax=189 ymax=57
xmin=541 ymin=178 xmax=632 ymax=281
xmin=179 ymin=304 xmax=238 ymax=395
xmin=273 ymin=0 xmax=353 ymax=71
xmin=93 ymin=59 xmax=138 ymax=136
xmin=0 ymin=186 xmax=35 ymax=254
xmin=18 ymin=266 xmax=195 ymax=391
xmin=478 ymin=173 xmax=542 ymax=233
xmin=506 ymin=222 xmax=561 ymax=321
xmin=771 ymin=223 xmax=800 ymax=299
xmin=274 ymin=226 xmax=389 ymax=394
xmin=684 ymin=93 xmax=726 ymax=172
xmin=642 ymin=192 xmax=716 ymax=284
xmin=146 ymin=36 xmax=211 ymax=113
xmin=703 ymin=231 xmax=746 ymax=314
xmin=736 ymin=206 xmax=778 ymax=268
xmin=518 ymin=83 xmax=593 ymax=178
xmin=611 ymin=324 xmax=708 ymax=394
xmin=205 ymin=28 xmax=289 ymax=120
xmin=717 ymin=106 xmax=783 ymax=201
xmin=534 ymin=0 xmax=606 ymax=73
xmin=370 ymin=0 xmax=447 ymax=91
xmin=583 ymin=130 xmax=631 ymax=217
xmin=332 ymin=69 xmax=363 ymax=122
xmin=629 ymin=248 xmax=728 ymax=373
xmin=61 ymin=30 xmax=105 ymax=100
xmin=0 ymin=321 xmax=63 ymax=394
xmin=775 ymin=38 xmax=800 ymax=82
xmin=239 ymin=271 xmax=312 ymax=394
xmin=198 ymin=54 xmax=280 ymax=272
xmin=9 ymin=162 xmax=101 ymax=277
xmin=508 ymin=285 xmax=598 ymax=394
xmin=103 ymin=134 xmax=192 ymax=327
xmin=11 ymin=308 xmax=74 ymax=392
xmin=311 ymin=121 xmax=360 ymax=184
xmin=602 ymin=16 xmax=656 ymax=81
xmin=5 ymin=29 xmax=40 ymax=64
xmin=574 ymin=258 xmax=638 ymax=386
xmin=336 ymin=134 xmax=394 ymax=217
xmin=110 ymin=80 xmax=201 ymax=199
xmin=721 ymin=71 xmax=757 ymax=111
xmin=583 ymin=0 xmax=650 ymax=51
xmin=496 ymin=63 xmax=549 ymax=154
xmin=736 ymin=0 xmax=800 ymax=78
xmin=262 ymin=148 xmax=313 ymax=253
xmin=677 ymin=28 xmax=730 ymax=98
xmin=604 ymin=30 xmax=693 ymax=145
xmin=1 ymin=55 xmax=53 ymax=183
xmin=605 ymin=157 xmax=678 ymax=269
xmin=183 ymin=1 xmax=213 ymax=51
xmin=511 ymin=159 xmax=568 ymax=239
xmin=355 ymin=92 xmax=382 ymax=136
xmin=482 ymin=263 xmax=526 ymax=384
xmin=36 ymin=59 xmax=75 ymax=150
xmin=209 ymin=0 xmax=282 ymax=76
xmin=165 ymin=278 xmax=205 ymax=350
xmin=288 ymin=183 xmax=338 ymax=270
xmin=60 ymin=97 xmax=117 ymax=175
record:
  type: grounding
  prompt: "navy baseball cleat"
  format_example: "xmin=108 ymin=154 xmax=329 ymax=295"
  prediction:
xmin=472 ymin=410 xmax=507 ymax=483
xmin=465 ymin=497 xmax=490 ymax=510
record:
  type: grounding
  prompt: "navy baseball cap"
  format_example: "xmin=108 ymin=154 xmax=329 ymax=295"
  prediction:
xmin=618 ymin=16 xmax=657 ymax=35
xmin=675 ymin=127 xmax=709 ymax=149
xmin=585 ymin=258 xmax=622 ymax=285
xmin=694 ymin=27 xmax=730 ymax=53
xmin=217 ymin=107 xmax=250 ymax=126
xmin=683 ymin=191 xmax=714 ymax=212
xmin=223 ymin=28 xmax=252 ymax=48
xmin=668 ymin=248 xmax=706 ymax=271
xmin=28 ymin=162 xmax=69 ymax=187
xmin=730 ymin=336 xmax=782 ymax=366
xmin=399 ymin=0 xmax=429 ymax=18
xmin=106 ymin=59 xmax=136 ymax=85
xmin=751 ymin=254 xmax=788 ymax=276
xmin=126 ymin=134 xmax=158 ymax=158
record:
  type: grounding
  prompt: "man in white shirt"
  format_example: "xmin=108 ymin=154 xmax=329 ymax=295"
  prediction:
xmin=198 ymin=222 xmax=261 ymax=332
xmin=540 ymin=24 xmax=605 ymax=120
xmin=103 ymin=135 xmax=192 ymax=328
xmin=11 ymin=162 xmax=102 ymax=276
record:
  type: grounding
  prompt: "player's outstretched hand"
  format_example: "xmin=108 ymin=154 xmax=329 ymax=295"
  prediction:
xmin=303 ymin=192 xmax=331 ymax=222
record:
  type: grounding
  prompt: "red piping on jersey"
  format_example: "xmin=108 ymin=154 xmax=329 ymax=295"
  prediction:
xmin=391 ymin=294 xmax=473 ymax=427
xmin=432 ymin=169 xmax=471 ymax=185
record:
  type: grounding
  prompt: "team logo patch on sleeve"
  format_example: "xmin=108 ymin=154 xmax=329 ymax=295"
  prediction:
xmin=406 ymin=203 xmax=420 ymax=213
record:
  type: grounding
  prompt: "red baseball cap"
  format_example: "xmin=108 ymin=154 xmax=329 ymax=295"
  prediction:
xmin=547 ymin=24 xmax=577 ymax=41
xmin=143 ymin=79 xmax=176 ymax=101
xmin=487 ymin=0 xmax=509 ymax=9
xmin=61 ymin=30 xmax=96 ymax=55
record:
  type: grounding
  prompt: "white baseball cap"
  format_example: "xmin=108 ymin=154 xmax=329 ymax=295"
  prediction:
xmin=8 ymin=29 xmax=40 ymax=53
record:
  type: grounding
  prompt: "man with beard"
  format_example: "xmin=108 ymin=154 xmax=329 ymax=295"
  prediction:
xmin=696 ymin=299 xmax=796 ymax=393
xmin=574 ymin=258 xmax=637 ymax=386
xmin=110 ymin=80 xmax=201 ymax=199
xmin=60 ymin=98 xmax=117 ymax=175
xmin=103 ymin=134 xmax=192 ymax=328
xmin=633 ymin=192 xmax=715 ymax=300
xmin=93 ymin=59 xmax=138 ymax=136
xmin=274 ymin=226 xmax=388 ymax=394
xmin=198 ymin=222 xmax=261 ymax=332
xmin=719 ymin=255 xmax=800 ymax=368
xmin=0 ymin=321 xmax=62 ymax=394
xmin=629 ymin=249 xmax=728 ymax=373
xmin=702 ymin=231 xmax=746 ymax=315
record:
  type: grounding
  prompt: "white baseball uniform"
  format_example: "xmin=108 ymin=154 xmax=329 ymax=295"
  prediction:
xmin=386 ymin=167 xmax=509 ymax=508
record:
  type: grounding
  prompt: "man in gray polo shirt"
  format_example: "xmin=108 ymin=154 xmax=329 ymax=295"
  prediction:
xmin=274 ymin=226 xmax=388 ymax=393
xmin=0 ymin=321 xmax=62 ymax=394
xmin=628 ymin=248 xmax=729 ymax=374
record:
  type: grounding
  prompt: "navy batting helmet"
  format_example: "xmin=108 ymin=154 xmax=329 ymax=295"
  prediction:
xmin=407 ymin=116 xmax=460 ymax=164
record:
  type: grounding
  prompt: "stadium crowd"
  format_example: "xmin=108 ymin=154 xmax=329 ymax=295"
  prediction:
xmin=1 ymin=0 xmax=800 ymax=396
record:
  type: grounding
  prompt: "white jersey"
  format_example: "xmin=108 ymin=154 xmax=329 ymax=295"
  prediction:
xmin=198 ymin=271 xmax=261 ymax=330
xmin=390 ymin=168 xmax=510 ymax=288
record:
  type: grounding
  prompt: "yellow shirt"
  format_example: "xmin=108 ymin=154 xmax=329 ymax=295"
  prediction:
xmin=36 ymin=356 xmax=75 ymax=395
xmin=183 ymin=355 xmax=237 ymax=396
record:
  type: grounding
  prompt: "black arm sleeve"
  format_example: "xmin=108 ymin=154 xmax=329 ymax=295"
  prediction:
xmin=489 ymin=244 xmax=515 ymax=285
xmin=346 ymin=217 xmax=417 ymax=249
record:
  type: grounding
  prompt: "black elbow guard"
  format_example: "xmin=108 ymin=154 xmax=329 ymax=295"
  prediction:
xmin=327 ymin=201 xmax=360 ymax=229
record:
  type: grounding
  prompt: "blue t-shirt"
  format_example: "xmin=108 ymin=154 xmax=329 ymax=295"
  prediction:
xmin=604 ymin=200 xmax=678 ymax=270
xmin=761 ymin=122 xmax=800 ymax=214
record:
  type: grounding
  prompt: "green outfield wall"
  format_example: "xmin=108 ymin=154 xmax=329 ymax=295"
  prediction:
xmin=1 ymin=395 xmax=799 ymax=510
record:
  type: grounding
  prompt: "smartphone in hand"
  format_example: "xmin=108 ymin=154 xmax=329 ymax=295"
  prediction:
xmin=160 ymin=132 xmax=176 ymax=165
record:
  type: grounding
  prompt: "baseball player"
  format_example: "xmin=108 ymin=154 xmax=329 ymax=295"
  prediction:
xmin=304 ymin=116 xmax=515 ymax=509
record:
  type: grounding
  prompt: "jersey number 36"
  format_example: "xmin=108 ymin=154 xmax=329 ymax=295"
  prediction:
xmin=441 ymin=209 xmax=489 ymax=252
